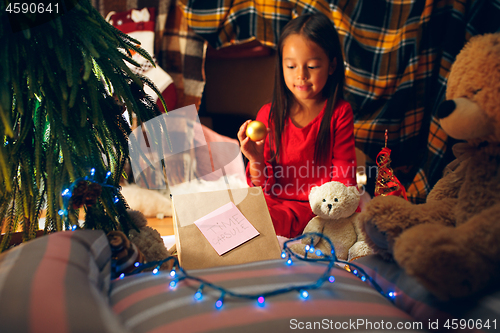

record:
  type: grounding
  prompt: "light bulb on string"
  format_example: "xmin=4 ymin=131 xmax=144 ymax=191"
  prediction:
xmin=215 ymin=293 xmax=225 ymax=310
xmin=194 ymin=291 xmax=203 ymax=301
xmin=257 ymin=296 xmax=265 ymax=307
xmin=194 ymin=284 xmax=205 ymax=301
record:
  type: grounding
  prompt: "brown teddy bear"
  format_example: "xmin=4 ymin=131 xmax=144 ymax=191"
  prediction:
xmin=108 ymin=230 xmax=146 ymax=278
xmin=358 ymin=33 xmax=500 ymax=300
xmin=108 ymin=210 xmax=173 ymax=277
xmin=127 ymin=209 xmax=172 ymax=266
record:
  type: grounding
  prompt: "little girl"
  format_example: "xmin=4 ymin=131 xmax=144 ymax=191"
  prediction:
xmin=238 ymin=12 xmax=357 ymax=238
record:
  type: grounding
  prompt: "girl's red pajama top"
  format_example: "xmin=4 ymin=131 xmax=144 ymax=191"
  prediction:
xmin=246 ymin=99 xmax=357 ymax=238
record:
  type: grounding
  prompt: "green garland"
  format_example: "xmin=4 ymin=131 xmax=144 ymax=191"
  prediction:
xmin=0 ymin=0 xmax=166 ymax=251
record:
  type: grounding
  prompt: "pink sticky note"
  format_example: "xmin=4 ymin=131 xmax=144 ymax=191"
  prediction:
xmin=194 ymin=202 xmax=260 ymax=255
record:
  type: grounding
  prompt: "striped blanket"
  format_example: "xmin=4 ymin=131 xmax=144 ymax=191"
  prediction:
xmin=178 ymin=0 xmax=500 ymax=203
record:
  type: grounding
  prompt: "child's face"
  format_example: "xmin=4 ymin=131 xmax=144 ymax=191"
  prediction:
xmin=282 ymin=34 xmax=336 ymax=105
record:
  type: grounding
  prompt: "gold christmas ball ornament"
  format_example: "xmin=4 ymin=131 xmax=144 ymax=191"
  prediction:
xmin=246 ymin=120 xmax=267 ymax=141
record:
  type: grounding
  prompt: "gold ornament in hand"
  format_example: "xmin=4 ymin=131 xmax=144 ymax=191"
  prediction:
xmin=246 ymin=121 xmax=267 ymax=141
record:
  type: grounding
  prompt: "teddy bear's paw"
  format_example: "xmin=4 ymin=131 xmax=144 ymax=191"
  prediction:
xmin=300 ymin=233 xmax=321 ymax=247
xmin=358 ymin=196 xmax=414 ymax=237
xmin=359 ymin=195 xmax=432 ymax=259
xmin=393 ymin=224 xmax=491 ymax=300
xmin=289 ymin=243 xmax=307 ymax=257
xmin=358 ymin=219 xmax=394 ymax=260
xmin=363 ymin=221 xmax=389 ymax=250
xmin=290 ymin=243 xmax=326 ymax=259
xmin=347 ymin=241 xmax=373 ymax=262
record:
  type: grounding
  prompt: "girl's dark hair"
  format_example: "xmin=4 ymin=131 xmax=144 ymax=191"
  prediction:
xmin=269 ymin=12 xmax=345 ymax=164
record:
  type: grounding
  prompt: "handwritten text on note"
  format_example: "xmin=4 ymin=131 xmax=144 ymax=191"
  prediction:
xmin=194 ymin=202 xmax=260 ymax=255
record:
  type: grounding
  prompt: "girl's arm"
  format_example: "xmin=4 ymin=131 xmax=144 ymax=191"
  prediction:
xmin=247 ymin=156 xmax=266 ymax=187
xmin=331 ymin=102 xmax=357 ymax=186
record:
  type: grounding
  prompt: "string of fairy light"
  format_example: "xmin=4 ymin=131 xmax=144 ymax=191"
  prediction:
xmin=119 ymin=232 xmax=396 ymax=309
xmin=58 ymin=168 xmax=122 ymax=230
xmin=59 ymin=169 xmax=397 ymax=309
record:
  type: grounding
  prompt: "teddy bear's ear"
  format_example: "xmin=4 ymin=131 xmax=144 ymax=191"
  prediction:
xmin=348 ymin=186 xmax=361 ymax=197
xmin=309 ymin=186 xmax=318 ymax=197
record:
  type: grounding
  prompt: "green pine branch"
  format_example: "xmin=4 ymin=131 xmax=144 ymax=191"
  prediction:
xmin=0 ymin=0 xmax=168 ymax=251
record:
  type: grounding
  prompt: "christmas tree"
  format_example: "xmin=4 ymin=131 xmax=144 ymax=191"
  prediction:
xmin=0 ymin=0 xmax=166 ymax=251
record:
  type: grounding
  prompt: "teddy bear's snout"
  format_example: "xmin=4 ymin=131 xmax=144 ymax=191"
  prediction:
xmin=327 ymin=203 xmax=332 ymax=210
xmin=437 ymin=100 xmax=456 ymax=119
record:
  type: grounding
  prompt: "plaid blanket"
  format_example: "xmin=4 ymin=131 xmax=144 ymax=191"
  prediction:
xmin=92 ymin=0 xmax=207 ymax=109
xmin=178 ymin=0 xmax=500 ymax=202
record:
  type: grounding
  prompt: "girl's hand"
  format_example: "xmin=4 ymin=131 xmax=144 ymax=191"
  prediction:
xmin=237 ymin=120 xmax=269 ymax=162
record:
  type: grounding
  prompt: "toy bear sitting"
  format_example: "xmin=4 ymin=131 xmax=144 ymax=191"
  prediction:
xmin=291 ymin=181 xmax=372 ymax=261
xmin=358 ymin=33 xmax=500 ymax=300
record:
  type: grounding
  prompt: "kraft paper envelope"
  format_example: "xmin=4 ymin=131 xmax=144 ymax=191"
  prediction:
xmin=172 ymin=187 xmax=282 ymax=269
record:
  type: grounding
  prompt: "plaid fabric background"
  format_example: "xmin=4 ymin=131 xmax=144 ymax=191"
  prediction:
xmin=91 ymin=0 xmax=207 ymax=109
xmin=178 ymin=0 xmax=296 ymax=48
xmin=178 ymin=0 xmax=500 ymax=203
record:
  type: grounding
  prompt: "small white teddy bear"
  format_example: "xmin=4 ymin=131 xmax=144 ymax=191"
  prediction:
xmin=291 ymin=181 xmax=372 ymax=261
